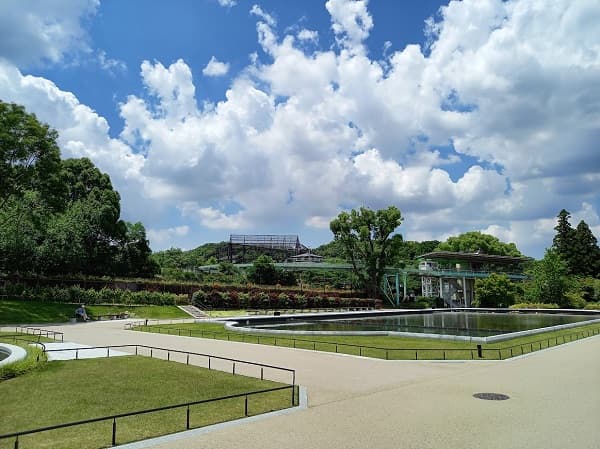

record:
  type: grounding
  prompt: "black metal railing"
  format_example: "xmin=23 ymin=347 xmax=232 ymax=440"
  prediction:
xmin=41 ymin=343 xmax=296 ymax=386
xmin=480 ymin=327 xmax=600 ymax=360
xmin=13 ymin=326 xmax=63 ymax=342
xmin=0 ymin=384 xmax=298 ymax=448
xmin=128 ymin=323 xmax=600 ymax=361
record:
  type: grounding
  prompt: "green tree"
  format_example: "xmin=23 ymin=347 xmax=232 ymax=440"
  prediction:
xmin=330 ymin=206 xmax=403 ymax=298
xmin=247 ymin=255 xmax=279 ymax=285
xmin=524 ymin=249 xmax=571 ymax=306
xmin=436 ymin=231 xmax=522 ymax=256
xmin=474 ymin=273 xmax=522 ymax=307
xmin=552 ymin=209 xmax=577 ymax=272
xmin=571 ymin=221 xmax=600 ymax=277
xmin=0 ymin=101 xmax=63 ymax=220
xmin=0 ymin=191 xmax=51 ymax=272
xmin=118 ymin=222 xmax=158 ymax=277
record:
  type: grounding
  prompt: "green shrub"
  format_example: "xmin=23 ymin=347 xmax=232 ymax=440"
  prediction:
xmin=0 ymin=343 xmax=46 ymax=381
xmin=238 ymin=292 xmax=250 ymax=308
xmin=510 ymin=303 xmax=560 ymax=309
xmin=583 ymin=302 xmax=600 ymax=310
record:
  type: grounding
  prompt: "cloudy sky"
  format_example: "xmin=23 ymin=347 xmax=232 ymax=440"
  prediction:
xmin=0 ymin=0 xmax=598 ymax=258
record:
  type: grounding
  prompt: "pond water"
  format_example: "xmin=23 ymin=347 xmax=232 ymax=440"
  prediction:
xmin=240 ymin=312 xmax=596 ymax=337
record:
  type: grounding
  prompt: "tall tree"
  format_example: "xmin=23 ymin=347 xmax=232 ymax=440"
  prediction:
xmin=571 ymin=220 xmax=600 ymax=277
xmin=552 ymin=209 xmax=576 ymax=272
xmin=0 ymin=101 xmax=63 ymax=220
xmin=330 ymin=206 xmax=403 ymax=298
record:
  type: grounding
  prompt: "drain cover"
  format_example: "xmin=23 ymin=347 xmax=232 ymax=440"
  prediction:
xmin=473 ymin=393 xmax=510 ymax=401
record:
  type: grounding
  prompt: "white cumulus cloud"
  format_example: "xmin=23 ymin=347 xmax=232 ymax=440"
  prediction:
xmin=202 ymin=56 xmax=230 ymax=77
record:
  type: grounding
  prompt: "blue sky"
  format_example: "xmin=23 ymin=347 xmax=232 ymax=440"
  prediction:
xmin=1 ymin=0 xmax=599 ymax=258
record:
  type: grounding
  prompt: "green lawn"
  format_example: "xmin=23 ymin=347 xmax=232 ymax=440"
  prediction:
xmin=133 ymin=321 xmax=600 ymax=360
xmin=0 ymin=300 xmax=188 ymax=325
xmin=0 ymin=356 xmax=294 ymax=449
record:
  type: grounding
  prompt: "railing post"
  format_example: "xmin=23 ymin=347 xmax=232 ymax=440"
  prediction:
xmin=232 ymin=362 xmax=236 ymax=375
xmin=150 ymin=349 xmax=153 ymax=358
xmin=187 ymin=353 xmax=190 ymax=365
xmin=168 ymin=351 xmax=170 ymax=361
xmin=14 ymin=435 xmax=18 ymax=449
xmin=112 ymin=418 xmax=117 ymax=446
xmin=107 ymin=348 xmax=110 ymax=358
xmin=359 ymin=347 xmax=362 ymax=356
xmin=135 ymin=346 xmax=138 ymax=355
xmin=186 ymin=405 xmax=190 ymax=429
xmin=244 ymin=395 xmax=249 ymax=416
xmin=76 ymin=349 xmax=79 ymax=360
xmin=477 ymin=344 xmax=483 ymax=358
xmin=261 ymin=367 xmax=264 ymax=380
xmin=208 ymin=357 xmax=211 ymax=370
xmin=386 ymin=350 xmax=389 ymax=360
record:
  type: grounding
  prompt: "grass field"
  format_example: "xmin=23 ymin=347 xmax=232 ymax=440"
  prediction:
xmin=0 ymin=300 xmax=189 ymax=325
xmin=132 ymin=321 xmax=600 ymax=360
xmin=0 ymin=355 xmax=294 ymax=449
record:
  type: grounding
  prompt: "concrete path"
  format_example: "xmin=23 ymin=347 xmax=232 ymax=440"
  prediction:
xmin=40 ymin=342 xmax=130 ymax=361
xmin=13 ymin=321 xmax=600 ymax=449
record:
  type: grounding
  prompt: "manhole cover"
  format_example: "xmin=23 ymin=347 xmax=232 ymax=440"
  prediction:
xmin=473 ymin=393 xmax=510 ymax=401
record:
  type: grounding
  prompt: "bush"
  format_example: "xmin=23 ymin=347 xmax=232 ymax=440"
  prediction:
xmin=510 ymin=303 xmax=560 ymax=309
xmin=0 ymin=343 xmax=46 ymax=381
xmin=583 ymin=302 xmax=600 ymax=310
xmin=192 ymin=289 xmax=207 ymax=307
xmin=0 ymin=283 xmax=181 ymax=306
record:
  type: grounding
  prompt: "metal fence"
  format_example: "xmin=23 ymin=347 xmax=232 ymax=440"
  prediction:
xmin=0 ymin=385 xmax=298 ymax=448
xmin=13 ymin=326 xmax=63 ymax=342
xmin=0 ymin=343 xmax=298 ymax=448
xmin=129 ymin=324 xmax=600 ymax=361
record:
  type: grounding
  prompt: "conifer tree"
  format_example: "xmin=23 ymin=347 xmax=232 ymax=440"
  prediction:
xmin=552 ymin=209 xmax=576 ymax=273
xmin=572 ymin=220 xmax=600 ymax=277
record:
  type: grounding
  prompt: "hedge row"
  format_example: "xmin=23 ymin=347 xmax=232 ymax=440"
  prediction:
xmin=0 ymin=284 xmax=186 ymax=305
xmin=1 ymin=276 xmax=362 ymax=298
xmin=192 ymin=289 xmax=375 ymax=309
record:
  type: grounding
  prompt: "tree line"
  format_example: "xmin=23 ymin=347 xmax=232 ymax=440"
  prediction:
xmin=0 ymin=101 xmax=157 ymax=277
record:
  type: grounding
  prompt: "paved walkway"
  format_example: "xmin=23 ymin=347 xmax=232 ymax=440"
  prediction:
xmin=40 ymin=342 xmax=130 ymax=361
xmin=12 ymin=321 xmax=600 ymax=449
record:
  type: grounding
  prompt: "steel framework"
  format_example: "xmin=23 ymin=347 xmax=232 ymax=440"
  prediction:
xmin=219 ymin=234 xmax=308 ymax=263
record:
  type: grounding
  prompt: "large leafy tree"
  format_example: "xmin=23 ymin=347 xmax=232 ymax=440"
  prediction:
xmin=330 ymin=206 xmax=403 ymax=298
xmin=0 ymin=101 xmax=63 ymax=220
xmin=474 ymin=273 xmax=522 ymax=308
xmin=436 ymin=231 xmax=522 ymax=256
xmin=524 ymin=249 xmax=571 ymax=306
xmin=0 ymin=101 xmax=157 ymax=277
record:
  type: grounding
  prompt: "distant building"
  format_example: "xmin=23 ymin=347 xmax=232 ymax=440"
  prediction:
xmin=289 ymin=252 xmax=324 ymax=263
xmin=417 ymin=251 xmax=530 ymax=307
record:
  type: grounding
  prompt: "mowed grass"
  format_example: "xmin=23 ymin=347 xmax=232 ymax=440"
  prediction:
xmin=0 ymin=300 xmax=188 ymax=325
xmin=134 ymin=321 xmax=600 ymax=360
xmin=0 ymin=356 xmax=293 ymax=449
